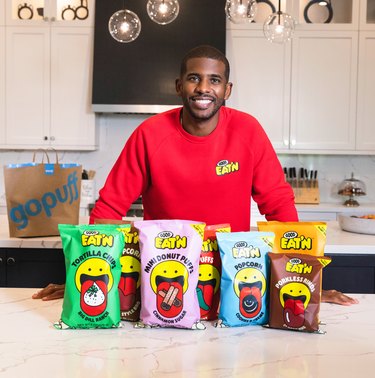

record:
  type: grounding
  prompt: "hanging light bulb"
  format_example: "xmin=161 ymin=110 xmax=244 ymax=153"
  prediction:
xmin=225 ymin=0 xmax=258 ymax=24
xmin=263 ymin=0 xmax=295 ymax=43
xmin=147 ymin=0 xmax=179 ymax=25
xmin=108 ymin=3 xmax=141 ymax=43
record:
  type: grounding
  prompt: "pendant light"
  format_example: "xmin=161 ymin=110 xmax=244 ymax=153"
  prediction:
xmin=263 ymin=0 xmax=295 ymax=43
xmin=225 ymin=0 xmax=258 ymax=24
xmin=108 ymin=1 xmax=141 ymax=43
xmin=147 ymin=0 xmax=180 ymax=25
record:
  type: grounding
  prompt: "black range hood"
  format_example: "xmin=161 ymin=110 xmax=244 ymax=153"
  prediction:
xmin=92 ymin=0 xmax=226 ymax=114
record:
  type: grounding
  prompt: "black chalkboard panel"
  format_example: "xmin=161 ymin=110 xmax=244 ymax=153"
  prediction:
xmin=92 ymin=0 xmax=226 ymax=113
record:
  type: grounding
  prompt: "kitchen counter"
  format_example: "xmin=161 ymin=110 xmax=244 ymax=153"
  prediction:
xmin=0 ymin=288 xmax=373 ymax=378
xmin=296 ymin=202 xmax=375 ymax=213
xmin=1 ymin=215 xmax=374 ymax=254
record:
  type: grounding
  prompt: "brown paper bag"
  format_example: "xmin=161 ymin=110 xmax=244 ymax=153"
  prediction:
xmin=3 ymin=150 xmax=82 ymax=237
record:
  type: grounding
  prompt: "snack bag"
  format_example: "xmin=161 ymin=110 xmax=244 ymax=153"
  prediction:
xmin=257 ymin=221 xmax=327 ymax=256
xmin=216 ymin=231 xmax=274 ymax=327
xmin=134 ymin=220 xmax=205 ymax=328
xmin=94 ymin=219 xmax=142 ymax=322
xmin=198 ymin=224 xmax=231 ymax=320
xmin=55 ymin=224 xmax=126 ymax=329
xmin=134 ymin=219 xmax=205 ymax=329
xmin=268 ymin=252 xmax=331 ymax=333
xmin=119 ymin=224 xmax=141 ymax=321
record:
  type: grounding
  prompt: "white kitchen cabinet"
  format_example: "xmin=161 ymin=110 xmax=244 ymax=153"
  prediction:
xmin=226 ymin=29 xmax=291 ymax=150
xmin=356 ymin=0 xmax=375 ymax=151
xmin=0 ymin=1 xmax=4 ymax=25
xmin=359 ymin=0 xmax=375 ymax=30
xmin=0 ymin=2 xmax=4 ymax=145
xmin=356 ymin=31 xmax=375 ymax=151
xmin=289 ymin=30 xmax=358 ymax=151
xmin=1 ymin=0 xmax=97 ymax=150
xmin=226 ymin=0 xmax=368 ymax=154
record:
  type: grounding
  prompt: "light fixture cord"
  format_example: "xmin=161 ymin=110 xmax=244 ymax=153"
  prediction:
xmin=277 ymin=0 xmax=281 ymax=24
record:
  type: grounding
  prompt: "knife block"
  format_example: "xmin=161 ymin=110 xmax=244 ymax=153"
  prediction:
xmin=293 ymin=184 xmax=320 ymax=204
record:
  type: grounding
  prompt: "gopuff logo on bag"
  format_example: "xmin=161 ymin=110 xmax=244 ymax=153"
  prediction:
xmin=9 ymin=171 xmax=79 ymax=230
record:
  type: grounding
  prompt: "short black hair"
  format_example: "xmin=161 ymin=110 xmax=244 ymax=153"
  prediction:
xmin=180 ymin=45 xmax=230 ymax=82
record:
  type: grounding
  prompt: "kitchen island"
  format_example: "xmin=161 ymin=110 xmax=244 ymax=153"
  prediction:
xmin=0 ymin=289 xmax=373 ymax=378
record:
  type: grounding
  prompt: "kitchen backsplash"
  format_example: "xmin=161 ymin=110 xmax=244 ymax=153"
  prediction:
xmin=1 ymin=113 xmax=375 ymax=207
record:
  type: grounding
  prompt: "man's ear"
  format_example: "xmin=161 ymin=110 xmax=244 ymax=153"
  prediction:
xmin=175 ymin=78 xmax=182 ymax=96
xmin=224 ymin=82 xmax=233 ymax=101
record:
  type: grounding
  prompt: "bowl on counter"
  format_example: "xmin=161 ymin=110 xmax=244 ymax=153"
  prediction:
xmin=338 ymin=213 xmax=375 ymax=235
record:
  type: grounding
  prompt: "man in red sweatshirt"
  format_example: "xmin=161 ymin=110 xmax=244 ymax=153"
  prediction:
xmin=33 ymin=45 xmax=357 ymax=305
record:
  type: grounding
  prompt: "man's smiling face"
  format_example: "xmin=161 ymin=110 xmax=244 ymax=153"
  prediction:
xmin=176 ymin=57 xmax=232 ymax=122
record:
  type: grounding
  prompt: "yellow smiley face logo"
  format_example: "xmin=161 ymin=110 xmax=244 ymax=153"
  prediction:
xmin=279 ymin=282 xmax=311 ymax=309
xmin=120 ymin=255 xmax=141 ymax=289
xmin=75 ymin=258 xmax=113 ymax=292
xmin=234 ymin=268 xmax=266 ymax=298
xmin=150 ymin=260 xmax=189 ymax=294
xmin=198 ymin=263 xmax=220 ymax=294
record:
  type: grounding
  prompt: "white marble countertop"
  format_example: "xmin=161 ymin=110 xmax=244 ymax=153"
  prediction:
xmin=0 ymin=288 xmax=373 ymax=378
xmin=0 ymin=215 xmax=375 ymax=254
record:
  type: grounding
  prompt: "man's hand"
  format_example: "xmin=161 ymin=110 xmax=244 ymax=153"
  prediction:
xmin=32 ymin=283 xmax=65 ymax=301
xmin=321 ymin=289 xmax=359 ymax=306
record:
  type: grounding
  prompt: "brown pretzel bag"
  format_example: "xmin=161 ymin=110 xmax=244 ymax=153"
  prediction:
xmin=268 ymin=252 xmax=331 ymax=333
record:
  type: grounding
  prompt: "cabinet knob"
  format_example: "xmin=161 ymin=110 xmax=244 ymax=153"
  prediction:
xmin=50 ymin=136 xmax=55 ymax=141
xmin=0 ymin=257 xmax=3 ymax=264
xmin=43 ymin=17 xmax=49 ymax=21
xmin=50 ymin=17 xmax=56 ymax=22
xmin=7 ymin=257 xmax=16 ymax=265
xmin=44 ymin=136 xmax=48 ymax=141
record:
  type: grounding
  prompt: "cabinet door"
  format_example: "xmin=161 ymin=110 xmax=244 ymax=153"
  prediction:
xmin=226 ymin=29 xmax=291 ymax=150
xmin=0 ymin=26 xmax=5 ymax=145
xmin=359 ymin=0 xmax=375 ymax=30
xmin=0 ymin=2 xmax=4 ymax=25
xmin=50 ymin=26 xmax=96 ymax=149
xmin=5 ymin=26 xmax=50 ymax=146
xmin=323 ymin=254 xmax=375 ymax=294
xmin=0 ymin=251 xmax=6 ymax=287
xmin=356 ymin=32 xmax=375 ymax=151
xmin=5 ymin=249 xmax=65 ymax=288
xmin=290 ymin=31 xmax=358 ymax=151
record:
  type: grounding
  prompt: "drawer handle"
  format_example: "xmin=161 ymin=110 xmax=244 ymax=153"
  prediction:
xmin=7 ymin=257 xmax=16 ymax=265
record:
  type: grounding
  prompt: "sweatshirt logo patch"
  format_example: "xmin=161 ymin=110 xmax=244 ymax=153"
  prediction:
xmin=216 ymin=160 xmax=240 ymax=176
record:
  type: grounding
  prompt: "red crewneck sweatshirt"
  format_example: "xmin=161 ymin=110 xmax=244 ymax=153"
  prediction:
xmin=90 ymin=106 xmax=297 ymax=231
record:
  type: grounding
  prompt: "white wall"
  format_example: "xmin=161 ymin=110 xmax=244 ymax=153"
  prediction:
xmin=1 ymin=113 xmax=375 ymax=207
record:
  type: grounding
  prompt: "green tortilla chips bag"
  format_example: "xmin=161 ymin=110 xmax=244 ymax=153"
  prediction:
xmin=54 ymin=224 xmax=128 ymax=329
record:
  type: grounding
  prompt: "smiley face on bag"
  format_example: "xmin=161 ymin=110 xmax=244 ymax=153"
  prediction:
xmin=118 ymin=255 xmax=141 ymax=311
xmin=279 ymin=282 xmax=311 ymax=329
